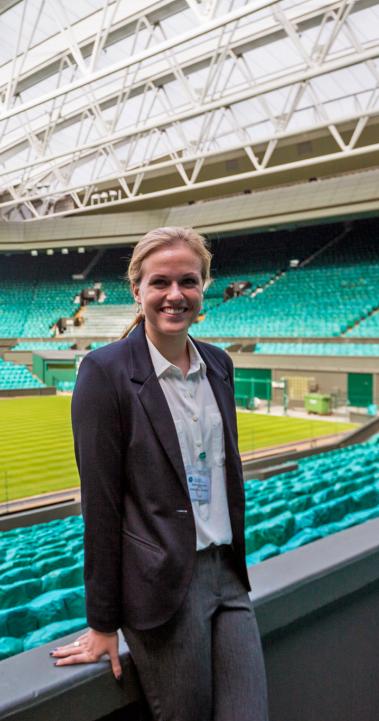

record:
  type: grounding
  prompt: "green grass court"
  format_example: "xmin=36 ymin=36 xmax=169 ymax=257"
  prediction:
xmin=236 ymin=411 xmax=356 ymax=454
xmin=0 ymin=396 xmax=79 ymax=504
xmin=0 ymin=396 xmax=356 ymax=503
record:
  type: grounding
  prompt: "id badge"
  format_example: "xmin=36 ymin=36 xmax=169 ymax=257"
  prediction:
xmin=186 ymin=466 xmax=211 ymax=504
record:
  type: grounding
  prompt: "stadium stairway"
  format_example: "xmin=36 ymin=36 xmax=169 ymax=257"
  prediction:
xmin=345 ymin=306 xmax=379 ymax=338
xmin=194 ymin=221 xmax=379 ymax=339
xmin=62 ymin=304 xmax=136 ymax=338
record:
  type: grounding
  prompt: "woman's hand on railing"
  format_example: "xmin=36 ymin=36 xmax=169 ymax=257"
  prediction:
xmin=50 ymin=628 xmax=122 ymax=680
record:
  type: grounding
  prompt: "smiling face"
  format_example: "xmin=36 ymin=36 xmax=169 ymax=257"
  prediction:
xmin=132 ymin=241 xmax=203 ymax=347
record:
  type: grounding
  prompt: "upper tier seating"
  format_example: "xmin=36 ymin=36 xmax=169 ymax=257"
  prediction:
xmin=1 ymin=219 xmax=378 ymax=340
xmin=0 ymin=249 xmax=133 ymax=338
xmin=1 ymin=435 xmax=378 ymax=660
xmin=193 ymin=220 xmax=379 ymax=338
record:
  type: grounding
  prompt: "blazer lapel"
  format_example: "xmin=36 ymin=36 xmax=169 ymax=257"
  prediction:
xmin=192 ymin=339 xmax=239 ymax=460
xmin=127 ymin=322 xmax=188 ymax=493
xmin=138 ymin=376 xmax=189 ymax=492
xmin=126 ymin=323 xmax=238 ymax=493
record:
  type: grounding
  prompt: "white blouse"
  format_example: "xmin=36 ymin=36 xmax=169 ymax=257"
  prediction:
xmin=146 ymin=334 xmax=233 ymax=551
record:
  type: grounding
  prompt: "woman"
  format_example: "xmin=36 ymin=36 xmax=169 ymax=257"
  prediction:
xmin=52 ymin=227 xmax=268 ymax=721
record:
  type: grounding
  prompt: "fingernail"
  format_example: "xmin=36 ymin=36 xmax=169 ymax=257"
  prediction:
xmin=49 ymin=652 xmax=55 ymax=656
xmin=115 ymin=674 xmax=123 ymax=682
xmin=54 ymin=662 xmax=60 ymax=666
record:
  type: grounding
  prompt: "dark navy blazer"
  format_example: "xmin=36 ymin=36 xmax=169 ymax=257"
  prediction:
xmin=71 ymin=321 xmax=250 ymax=632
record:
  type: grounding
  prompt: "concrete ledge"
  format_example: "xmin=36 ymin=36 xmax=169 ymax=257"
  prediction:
xmin=0 ymin=632 xmax=141 ymax=721
xmin=250 ymin=515 xmax=379 ymax=635
xmin=1 ymin=517 xmax=379 ymax=720
xmin=0 ymin=500 xmax=81 ymax=531
xmin=0 ymin=387 xmax=56 ymax=398
xmin=253 ymin=461 xmax=298 ymax=480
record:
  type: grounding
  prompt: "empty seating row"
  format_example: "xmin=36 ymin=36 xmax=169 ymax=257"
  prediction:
xmin=251 ymin=342 xmax=379 ymax=356
xmin=245 ymin=435 xmax=379 ymax=565
xmin=0 ymin=516 xmax=85 ymax=660
xmin=11 ymin=342 xmax=74 ymax=351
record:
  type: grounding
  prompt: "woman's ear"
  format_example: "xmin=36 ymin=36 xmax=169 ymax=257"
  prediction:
xmin=132 ymin=282 xmax=140 ymax=304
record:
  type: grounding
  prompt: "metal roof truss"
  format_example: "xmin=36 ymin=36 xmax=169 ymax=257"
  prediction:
xmin=0 ymin=0 xmax=378 ymax=221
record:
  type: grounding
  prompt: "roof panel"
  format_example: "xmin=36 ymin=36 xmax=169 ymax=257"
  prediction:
xmin=0 ymin=0 xmax=378 ymax=220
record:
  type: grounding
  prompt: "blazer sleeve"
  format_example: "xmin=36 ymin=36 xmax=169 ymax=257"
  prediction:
xmin=71 ymin=354 xmax=124 ymax=632
xmin=225 ymin=352 xmax=235 ymax=391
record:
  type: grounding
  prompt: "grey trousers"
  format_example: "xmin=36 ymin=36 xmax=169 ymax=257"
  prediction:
xmin=122 ymin=544 xmax=269 ymax=721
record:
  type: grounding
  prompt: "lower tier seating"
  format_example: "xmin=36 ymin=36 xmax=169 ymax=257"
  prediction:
xmin=0 ymin=360 xmax=45 ymax=390
xmin=56 ymin=381 xmax=76 ymax=392
xmin=252 ymin=342 xmax=379 ymax=356
xmin=11 ymin=342 xmax=74 ymax=351
xmin=0 ymin=516 xmax=85 ymax=660
xmin=1 ymin=435 xmax=378 ymax=659
xmin=245 ymin=435 xmax=379 ymax=565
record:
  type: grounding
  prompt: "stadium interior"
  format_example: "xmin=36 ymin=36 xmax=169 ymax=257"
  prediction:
xmin=0 ymin=1 xmax=379 ymax=720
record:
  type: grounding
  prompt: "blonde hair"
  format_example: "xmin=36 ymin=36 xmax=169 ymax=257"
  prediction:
xmin=121 ymin=226 xmax=212 ymax=338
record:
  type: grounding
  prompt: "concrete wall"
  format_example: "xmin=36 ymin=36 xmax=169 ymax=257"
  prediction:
xmin=230 ymin=353 xmax=379 ymax=407
xmin=0 ymin=387 xmax=56 ymax=398
xmin=264 ymin=582 xmax=379 ymax=721
xmin=1 ymin=169 xmax=379 ymax=251
xmin=0 ymin=500 xmax=81 ymax=532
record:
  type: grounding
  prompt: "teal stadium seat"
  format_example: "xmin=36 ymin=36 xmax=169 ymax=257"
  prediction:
xmin=253 ymin=342 xmax=379 ymax=356
xmin=244 ymin=435 xmax=379 ymax=565
xmin=56 ymin=380 xmax=76 ymax=392
xmin=0 ymin=516 xmax=86 ymax=660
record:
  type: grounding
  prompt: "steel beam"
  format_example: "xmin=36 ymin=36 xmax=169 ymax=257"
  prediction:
xmin=0 ymin=44 xmax=377 ymax=183
xmin=0 ymin=0 xmax=280 ymax=121
xmin=1 ymin=141 xmax=378 ymax=221
xmin=0 ymin=0 xmax=374 ymax=165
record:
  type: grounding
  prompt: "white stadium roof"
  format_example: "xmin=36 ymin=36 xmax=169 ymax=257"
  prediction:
xmin=0 ymin=0 xmax=378 ymax=222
